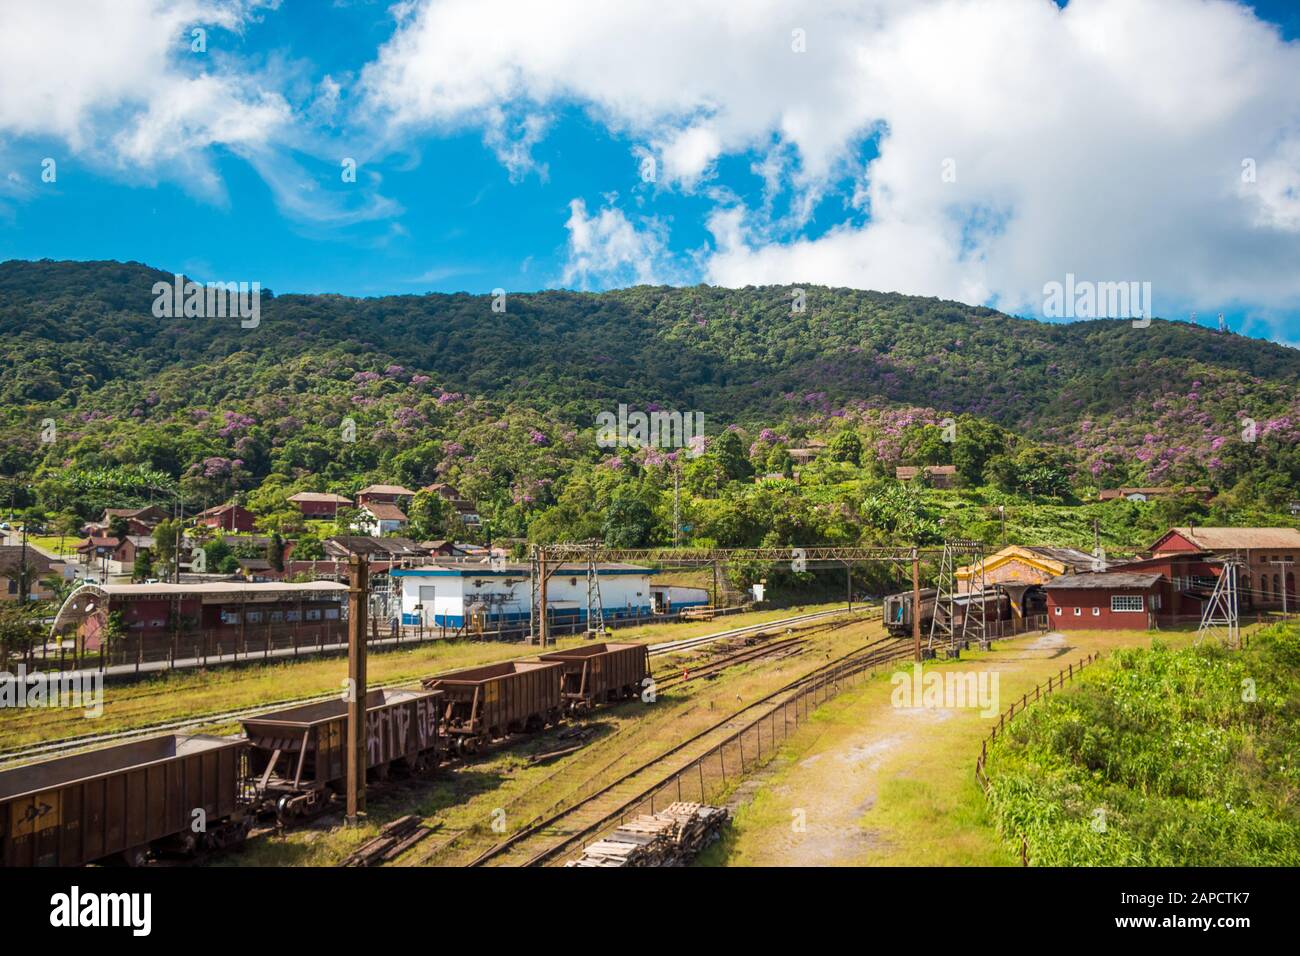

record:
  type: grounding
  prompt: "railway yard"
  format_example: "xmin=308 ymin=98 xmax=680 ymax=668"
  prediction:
xmin=1 ymin=601 xmax=912 ymax=868
xmin=2 ymin=596 xmax=1269 ymax=869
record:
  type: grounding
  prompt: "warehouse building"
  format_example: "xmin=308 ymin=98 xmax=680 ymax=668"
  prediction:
xmin=1044 ymin=572 xmax=1163 ymax=629
xmin=391 ymin=563 xmax=705 ymax=628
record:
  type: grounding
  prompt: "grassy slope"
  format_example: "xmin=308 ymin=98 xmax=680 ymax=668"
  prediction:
xmin=984 ymin=623 xmax=1300 ymax=866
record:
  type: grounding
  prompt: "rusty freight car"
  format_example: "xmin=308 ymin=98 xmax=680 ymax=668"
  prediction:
xmin=421 ymin=660 xmax=563 ymax=754
xmin=539 ymin=642 xmax=649 ymax=710
xmin=0 ymin=734 xmax=250 ymax=867
xmin=241 ymin=688 xmax=442 ymax=823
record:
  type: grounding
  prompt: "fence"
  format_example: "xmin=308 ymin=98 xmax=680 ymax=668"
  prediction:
xmin=398 ymin=603 xmax=749 ymax=644
xmin=17 ymin=619 xmax=371 ymax=674
xmin=973 ymin=650 xmax=1103 ymax=865
xmin=15 ymin=602 xmax=758 ymax=676
xmin=538 ymin=642 xmax=914 ymax=865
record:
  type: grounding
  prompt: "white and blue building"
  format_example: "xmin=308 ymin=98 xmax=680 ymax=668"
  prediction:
xmin=391 ymin=562 xmax=708 ymax=628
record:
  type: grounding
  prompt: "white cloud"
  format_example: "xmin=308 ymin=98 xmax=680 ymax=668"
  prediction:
xmin=0 ymin=0 xmax=397 ymax=225
xmin=0 ymin=2 xmax=281 ymax=164
xmin=560 ymin=198 xmax=674 ymax=289
xmin=361 ymin=0 xmax=1300 ymax=315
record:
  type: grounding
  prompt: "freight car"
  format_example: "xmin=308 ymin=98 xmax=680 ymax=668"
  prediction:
xmin=0 ymin=734 xmax=250 ymax=867
xmin=241 ymin=688 xmax=442 ymax=824
xmin=883 ymin=587 xmax=1011 ymax=637
xmin=422 ymin=660 xmax=564 ymax=755
xmin=539 ymin=642 xmax=649 ymax=710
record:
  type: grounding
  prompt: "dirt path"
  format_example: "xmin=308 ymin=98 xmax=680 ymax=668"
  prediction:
xmin=710 ymin=628 xmax=1187 ymax=866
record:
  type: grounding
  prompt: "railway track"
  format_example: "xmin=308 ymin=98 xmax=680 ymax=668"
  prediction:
xmin=405 ymin=617 xmax=872 ymax=865
xmin=465 ymin=634 xmax=912 ymax=867
xmin=0 ymin=606 xmax=876 ymax=767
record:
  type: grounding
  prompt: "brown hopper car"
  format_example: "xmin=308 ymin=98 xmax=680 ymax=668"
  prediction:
xmin=539 ymin=642 xmax=649 ymax=709
xmin=422 ymin=659 xmax=563 ymax=754
xmin=0 ymin=734 xmax=250 ymax=867
xmin=241 ymin=688 xmax=442 ymax=823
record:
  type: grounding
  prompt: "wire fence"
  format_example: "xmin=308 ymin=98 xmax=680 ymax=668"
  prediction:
xmin=974 ymin=650 xmax=1103 ymax=865
xmin=543 ymin=643 xmax=915 ymax=865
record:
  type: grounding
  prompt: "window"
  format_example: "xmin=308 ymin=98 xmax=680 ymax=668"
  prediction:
xmin=1054 ymin=607 xmax=1062 ymax=616
xmin=1092 ymin=607 xmax=1101 ymax=616
xmin=246 ymin=610 xmax=263 ymax=624
xmin=324 ymin=608 xmax=340 ymax=620
xmin=306 ymin=608 xmax=322 ymax=621
xmin=1073 ymin=607 xmax=1082 ymax=616
xmin=220 ymin=608 xmax=241 ymax=625
xmin=1111 ymin=595 xmax=1144 ymax=613
xmin=286 ymin=610 xmax=301 ymax=623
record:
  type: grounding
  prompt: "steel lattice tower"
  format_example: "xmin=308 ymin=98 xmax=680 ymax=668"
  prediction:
xmin=1196 ymin=557 xmax=1242 ymax=648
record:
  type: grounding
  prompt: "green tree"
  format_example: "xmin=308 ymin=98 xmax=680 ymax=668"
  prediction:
xmin=407 ymin=489 xmax=451 ymax=540
xmin=828 ymin=431 xmax=862 ymax=465
xmin=710 ymin=431 xmax=753 ymax=483
xmin=131 ymin=549 xmax=152 ymax=582
xmin=266 ymin=532 xmax=285 ymax=572
xmin=602 ymin=488 xmax=658 ymax=548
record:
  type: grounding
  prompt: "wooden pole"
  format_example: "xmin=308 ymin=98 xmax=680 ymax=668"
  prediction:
xmin=346 ymin=555 xmax=368 ymax=826
xmin=912 ymin=548 xmax=922 ymax=662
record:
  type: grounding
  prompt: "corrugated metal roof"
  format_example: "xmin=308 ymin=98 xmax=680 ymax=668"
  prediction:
xmin=1045 ymin=572 xmax=1162 ymax=589
xmin=1162 ymin=527 xmax=1300 ymax=550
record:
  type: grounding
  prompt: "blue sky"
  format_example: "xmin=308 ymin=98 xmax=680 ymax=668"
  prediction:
xmin=2 ymin=0 xmax=1299 ymax=344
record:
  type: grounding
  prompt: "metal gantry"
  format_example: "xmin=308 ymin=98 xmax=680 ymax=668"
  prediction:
xmin=925 ymin=539 xmax=986 ymax=651
xmin=1197 ymin=556 xmax=1242 ymax=648
xmin=527 ymin=542 xmax=963 ymax=653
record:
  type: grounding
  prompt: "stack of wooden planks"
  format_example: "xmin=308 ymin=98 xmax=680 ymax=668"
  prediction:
xmin=341 ymin=815 xmax=439 ymax=867
xmin=565 ymin=802 xmax=729 ymax=867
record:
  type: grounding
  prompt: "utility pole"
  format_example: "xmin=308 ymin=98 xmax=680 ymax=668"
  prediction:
xmin=673 ymin=466 xmax=681 ymax=549
xmin=911 ymin=547 xmax=921 ymax=662
xmin=845 ymin=560 xmax=852 ymax=614
xmin=346 ymin=555 xmax=368 ymax=826
xmin=999 ymin=505 xmax=1006 ymax=548
xmin=18 ymin=519 xmax=28 ymax=606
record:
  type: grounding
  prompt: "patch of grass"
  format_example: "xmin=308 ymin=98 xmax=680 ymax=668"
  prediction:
xmin=985 ymin=625 xmax=1300 ymax=866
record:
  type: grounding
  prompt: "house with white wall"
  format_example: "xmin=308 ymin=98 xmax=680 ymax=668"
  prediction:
xmin=391 ymin=562 xmax=703 ymax=628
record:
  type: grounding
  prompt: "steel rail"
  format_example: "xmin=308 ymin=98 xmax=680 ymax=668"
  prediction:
xmin=0 ymin=606 xmax=872 ymax=766
xmin=467 ymin=634 xmax=906 ymax=867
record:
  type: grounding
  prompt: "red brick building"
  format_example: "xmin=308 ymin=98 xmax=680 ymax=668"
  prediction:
xmin=287 ymin=492 xmax=353 ymax=518
xmin=195 ymin=503 xmax=256 ymax=533
xmin=1148 ymin=527 xmax=1300 ymax=609
xmin=1044 ymin=572 xmax=1163 ymax=630
xmin=52 ymin=581 xmax=349 ymax=651
xmin=356 ymin=484 xmax=417 ymax=507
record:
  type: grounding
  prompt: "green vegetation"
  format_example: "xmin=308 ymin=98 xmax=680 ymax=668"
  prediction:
xmin=985 ymin=626 xmax=1300 ymax=866
xmin=1 ymin=259 xmax=1298 ymax=592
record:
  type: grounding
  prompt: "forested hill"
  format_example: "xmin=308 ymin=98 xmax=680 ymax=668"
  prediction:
xmin=2 ymin=258 xmax=1297 ymax=435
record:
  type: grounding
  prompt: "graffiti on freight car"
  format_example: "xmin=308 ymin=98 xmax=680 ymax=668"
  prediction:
xmin=367 ymin=704 xmax=412 ymax=763
xmin=415 ymin=697 xmax=438 ymax=747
